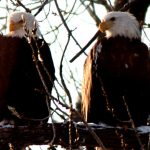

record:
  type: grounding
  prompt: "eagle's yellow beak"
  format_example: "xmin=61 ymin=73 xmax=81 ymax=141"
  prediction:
xmin=99 ymin=21 xmax=113 ymax=33
xmin=9 ymin=20 xmax=15 ymax=32
xmin=9 ymin=20 xmax=24 ymax=32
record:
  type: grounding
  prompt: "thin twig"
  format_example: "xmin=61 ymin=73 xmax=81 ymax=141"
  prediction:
xmin=27 ymin=36 xmax=57 ymax=145
xmin=34 ymin=0 xmax=49 ymax=16
xmin=107 ymin=0 xmax=114 ymax=10
xmin=15 ymin=0 xmax=31 ymax=12
xmin=59 ymin=34 xmax=72 ymax=106
xmin=80 ymin=0 xmax=100 ymax=26
xmin=54 ymin=0 xmax=86 ymax=56
xmin=122 ymin=96 xmax=144 ymax=150
xmin=72 ymin=109 xmax=107 ymax=150
xmin=70 ymin=30 xmax=105 ymax=63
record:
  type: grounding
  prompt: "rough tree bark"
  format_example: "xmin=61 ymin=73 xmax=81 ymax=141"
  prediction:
xmin=114 ymin=0 xmax=150 ymax=24
xmin=0 ymin=122 xmax=149 ymax=150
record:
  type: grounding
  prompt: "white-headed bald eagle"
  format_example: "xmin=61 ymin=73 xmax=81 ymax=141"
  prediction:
xmin=0 ymin=12 xmax=55 ymax=126
xmin=82 ymin=11 xmax=150 ymax=127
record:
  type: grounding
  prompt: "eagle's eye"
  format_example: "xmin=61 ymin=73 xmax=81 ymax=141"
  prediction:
xmin=110 ymin=17 xmax=115 ymax=21
xmin=18 ymin=20 xmax=24 ymax=24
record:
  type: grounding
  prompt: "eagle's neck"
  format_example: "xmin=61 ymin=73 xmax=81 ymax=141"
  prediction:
xmin=106 ymin=29 xmax=141 ymax=40
xmin=7 ymin=29 xmax=41 ymax=38
xmin=8 ymin=29 xmax=26 ymax=38
xmin=106 ymin=35 xmax=141 ymax=42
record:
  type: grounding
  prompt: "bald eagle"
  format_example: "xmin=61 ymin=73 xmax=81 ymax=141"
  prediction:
xmin=82 ymin=11 xmax=150 ymax=127
xmin=0 ymin=12 xmax=55 ymax=126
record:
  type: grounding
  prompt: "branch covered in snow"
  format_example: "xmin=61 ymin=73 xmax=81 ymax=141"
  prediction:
xmin=0 ymin=121 xmax=149 ymax=149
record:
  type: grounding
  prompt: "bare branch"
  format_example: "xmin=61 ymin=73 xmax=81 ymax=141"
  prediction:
xmin=70 ymin=30 xmax=105 ymax=63
xmin=34 ymin=0 xmax=50 ymax=16
xmin=80 ymin=0 xmax=100 ymax=26
xmin=54 ymin=0 xmax=87 ymax=56
xmin=15 ymin=0 xmax=31 ymax=12
xmin=0 ymin=122 xmax=149 ymax=149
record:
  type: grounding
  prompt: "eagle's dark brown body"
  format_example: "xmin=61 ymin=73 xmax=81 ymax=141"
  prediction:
xmin=0 ymin=35 xmax=55 ymax=125
xmin=82 ymin=36 xmax=150 ymax=127
xmin=0 ymin=36 xmax=19 ymax=121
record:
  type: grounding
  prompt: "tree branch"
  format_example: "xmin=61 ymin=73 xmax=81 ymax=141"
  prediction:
xmin=70 ymin=31 xmax=105 ymax=63
xmin=0 ymin=122 xmax=149 ymax=149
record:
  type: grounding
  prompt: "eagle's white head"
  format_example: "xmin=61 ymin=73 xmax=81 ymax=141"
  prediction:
xmin=7 ymin=12 xmax=41 ymax=38
xmin=99 ymin=11 xmax=140 ymax=39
